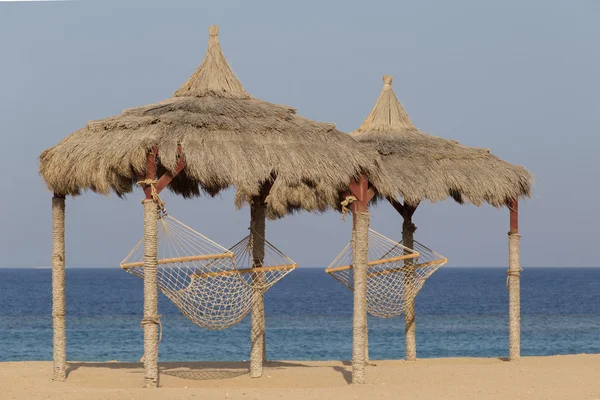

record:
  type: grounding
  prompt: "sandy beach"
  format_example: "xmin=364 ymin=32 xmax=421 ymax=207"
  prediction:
xmin=1 ymin=355 xmax=598 ymax=400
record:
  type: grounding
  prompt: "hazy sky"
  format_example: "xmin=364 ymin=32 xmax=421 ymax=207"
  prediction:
xmin=0 ymin=0 xmax=598 ymax=268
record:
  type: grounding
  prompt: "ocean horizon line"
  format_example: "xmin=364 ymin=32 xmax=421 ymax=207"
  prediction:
xmin=3 ymin=265 xmax=600 ymax=269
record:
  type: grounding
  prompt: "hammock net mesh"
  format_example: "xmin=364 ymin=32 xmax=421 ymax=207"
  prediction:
xmin=227 ymin=231 xmax=297 ymax=292
xmin=121 ymin=215 xmax=296 ymax=330
xmin=326 ymin=229 xmax=447 ymax=318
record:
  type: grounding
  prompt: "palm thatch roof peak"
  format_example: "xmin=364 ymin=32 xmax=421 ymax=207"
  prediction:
xmin=173 ymin=25 xmax=251 ymax=99
xmin=39 ymin=27 xmax=393 ymax=218
xmin=351 ymin=75 xmax=533 ymax=208
xmin=355 ymin=76 xmax=416 ymax=134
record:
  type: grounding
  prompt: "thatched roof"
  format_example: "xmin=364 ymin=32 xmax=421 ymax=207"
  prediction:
xmin=351 ymin=76 xmax=533 ymax=207
xmin=39 ymin=26 xmax=391 ymax=218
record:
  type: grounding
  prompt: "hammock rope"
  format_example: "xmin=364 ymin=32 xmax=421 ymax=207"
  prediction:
xmin=136 ymin=179 xmax=167 ymax=215
xmin=341 ymin=195 xmax=357 ymax=221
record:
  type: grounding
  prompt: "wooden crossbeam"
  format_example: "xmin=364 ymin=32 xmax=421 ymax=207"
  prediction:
xmin=155 ymin=146 xmax=184 ymax=194
xmin=140 ymin=146 xmax=185 ymax=198
xmin=387 ymin=198 xmax=419 ymax=219
xmin=326 ymin=258 xmax=446 ymax=276
xmin=326 ymin=253 xmax=421 ymax=274
xmin=366 ymin=259 xmax=447 ymax=278
xmin=190 ymin=263 xmax=298 ymax=279
xmin=120 ymin=252 xmax=234 ymax=269
xmin=348 ymin=175 xmax=375 ymax=212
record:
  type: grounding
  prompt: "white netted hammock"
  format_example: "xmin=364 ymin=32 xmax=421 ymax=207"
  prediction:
xmin=121 ymin=214 xmax=297 ymax=330
xmin=326 ymin=229 xmax=447 ymax=318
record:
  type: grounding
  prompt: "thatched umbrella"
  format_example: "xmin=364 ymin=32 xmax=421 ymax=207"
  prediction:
xmin=351 ymin=76 xmax=533 ymax=362
xmin=39 ymin=26 xmax=391 ymax=386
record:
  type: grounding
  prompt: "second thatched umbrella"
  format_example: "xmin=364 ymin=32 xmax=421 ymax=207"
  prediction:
xmin=351 ymin=76 xmax=533 ymax=362
xmin=39 ymin=26 xmax=391 ymax=385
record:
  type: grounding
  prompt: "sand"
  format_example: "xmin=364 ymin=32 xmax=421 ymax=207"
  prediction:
xmin=2 ymin=355 xmax=599 ymax=400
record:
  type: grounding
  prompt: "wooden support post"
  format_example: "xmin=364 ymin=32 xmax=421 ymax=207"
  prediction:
xmin=387 ymin=198 xmax=419 ymax=361
xmin=349 ymin=175 xmax=375 ymax=384
xmin=350 ymin=226 xmax=369 ymax=364
xmin=249 ymin=182 xmax=271 ymax=378
xmin=51 ymin=194 xmax=66 ymax=381
xmin=142 ymin=149 xmax=159 ymax=388
xmin=402 ymin=205 xmax=417 ymax=361
xmin=136 ymin=146 xmax=185 ymax=387
xmin=508 ymin=199 xmax=521 ymax=361
xmin=350 ymin=199 xmax=368 ymax=364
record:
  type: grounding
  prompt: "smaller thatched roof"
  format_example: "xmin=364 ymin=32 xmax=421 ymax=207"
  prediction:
xmin=39 ymin=26 xmax=393 ymax=218
xmin=351 ymin=76 xmax=533 ymax=207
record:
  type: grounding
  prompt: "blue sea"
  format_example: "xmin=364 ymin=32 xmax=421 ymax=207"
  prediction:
xmin=1 ymin=268 xmax=599 ymax=362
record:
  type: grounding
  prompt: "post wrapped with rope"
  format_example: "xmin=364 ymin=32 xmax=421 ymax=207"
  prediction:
xmin=403 ymin=216 xmax=417 ymax=361
xmin=352 ymin=210 xmax=370 ymax=384
xmin=137 ymin=179 xmax=166 ymax=215
xmin=142 ymin=198 xmax=160 ymax=388
xmin=508 ymin=199 xmax=521 ymax=361
xmin=229 ymin=227 xmax=298 ymax=378
xmin=51 ymin=195 xmax=66 ymax=382
xmin=250 ymin=199 xmax=266 ymax=378
xmin=508 ymin=232 xmax=521 ymax=360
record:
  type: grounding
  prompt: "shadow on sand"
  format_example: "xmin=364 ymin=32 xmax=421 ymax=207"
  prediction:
xmin=65 ymin=360 xmax=357 ymax=383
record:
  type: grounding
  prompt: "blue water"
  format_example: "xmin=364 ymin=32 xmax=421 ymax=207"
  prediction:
xmin=1 ymin=268 xmax=599 ymax=362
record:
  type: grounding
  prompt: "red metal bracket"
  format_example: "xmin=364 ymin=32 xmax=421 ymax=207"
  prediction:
xmin=509 ymin=199 xmax=519 ymax=234
xmin=349 ymin=175 xmax=374 ymax=212
xmin=348 ymin=174 xmax=376 ymax=229
xmin=142 ymin=146 xmax=185 ymax=199
xmin=155 ymin=146 xmax=185 ymax=194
